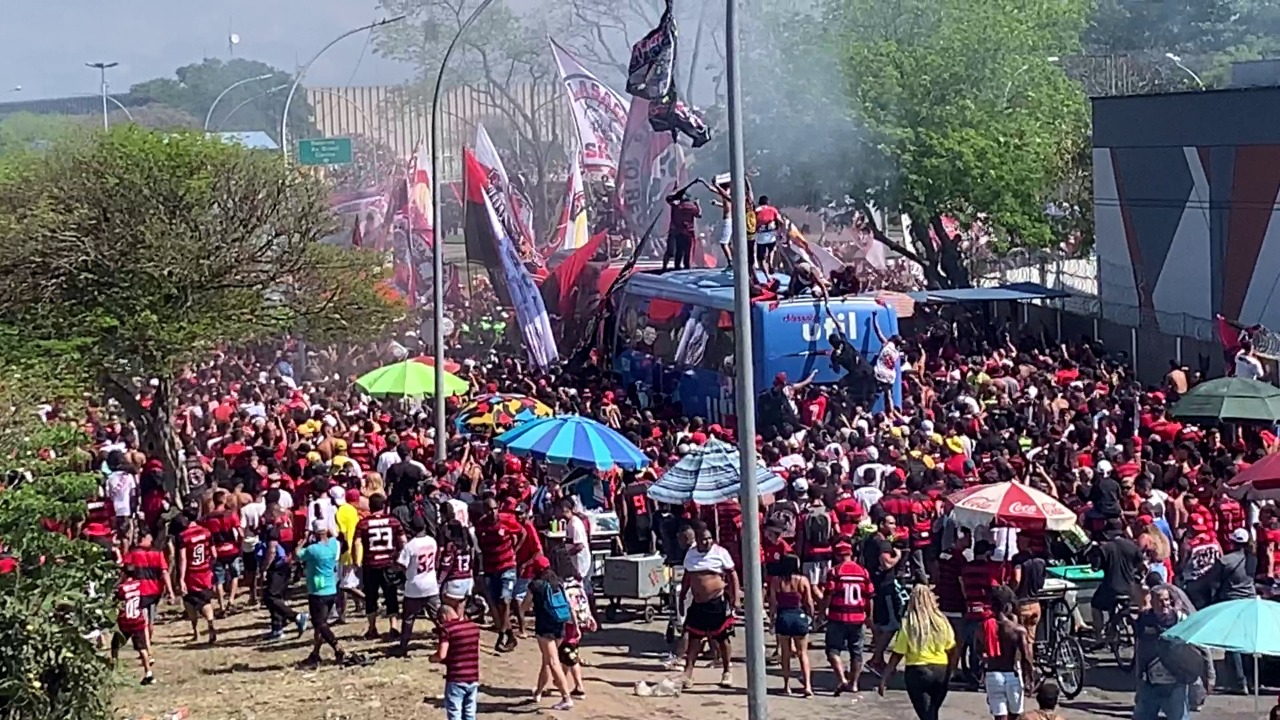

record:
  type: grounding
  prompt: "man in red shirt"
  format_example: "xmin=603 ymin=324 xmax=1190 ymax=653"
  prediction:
xmin=200 ymin=489 xmax=243 ymax=616
xmin=177 ymin=514 xmax=218 ymax=643
xmin=822 ymin=541 xmax=873 ymax=695
xmin=475 ymin=496 xmax=525 ymax=652
xmin=112 ymin=565 xmax=155 ymax=685
xmin=355 ymin=493 xmax=406 ymax=640
xmin=120 ymin=528 xmax=173 ymax=640
xmin=662 ymin=186 xmax=701 ymax=272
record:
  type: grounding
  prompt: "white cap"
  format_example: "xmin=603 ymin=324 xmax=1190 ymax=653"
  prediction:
xmin=328 ymin=486 xmax=347 ymax=505
xmin=920 ymin=419 xmax=935 ymax=433
xmin=792 ymin=478 xmax=809 ymax=494
xmin=1096 ymin=459 xmax=1113 ymax=476
xmin=1231 ymin=528 xmax=1251 ymax=544
xmin=865 ymin=446 xmax=879 ymax=462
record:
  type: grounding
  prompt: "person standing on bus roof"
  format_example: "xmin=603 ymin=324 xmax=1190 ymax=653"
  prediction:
xmin=871 ymin=310 xmax=901 ymax=412
xmin=663 ymin=187 xmax=701 ymax=272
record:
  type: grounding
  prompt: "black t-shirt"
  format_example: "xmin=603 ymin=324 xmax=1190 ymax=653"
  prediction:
xmin=1012 ymin=552 xmax=1047 ymax=601
xmin=385 ymin=460 xmax=427 ymax=505
xmin=1091 ymin=476 xmax=1123 ymax=518
xmin=861 ymin=534 xmax=896 ymax=591
xmin=1096 ymin=536 xmax=1144 ymax=596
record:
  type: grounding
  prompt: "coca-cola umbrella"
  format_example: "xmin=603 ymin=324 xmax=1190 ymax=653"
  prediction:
xmin=1225 ymin=453 xmax=1280 ymax=501
xmin=948 ymin=480 xmax=1077 ymax=531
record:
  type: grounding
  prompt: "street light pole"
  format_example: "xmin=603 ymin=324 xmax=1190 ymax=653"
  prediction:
xmin=85 ymin=61 xmax=119 ymax=130
xmin=1164 ymin=52 xmax=1206 ymax=89
xmin=724 ymin=0 xmax=766 ymax=717
xmin=280 ymin=16 xmax=406 ymax=157
xmin=212 ymin=84 xmax=289 ymax=131
xmin=1002 ymin=56 xmax=1060 ymax=104
xmin=431 ymin=0 xmax=499 ymax=461
xmin=203 ymin=73 xmax=273 ymax=130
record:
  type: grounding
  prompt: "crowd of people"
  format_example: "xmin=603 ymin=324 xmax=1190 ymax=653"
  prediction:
xmin=25 ymin=259 xmax=1280 ymax=720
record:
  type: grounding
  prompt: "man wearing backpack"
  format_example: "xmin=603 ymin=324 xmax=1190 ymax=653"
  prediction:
xmin=795 ymin=485 xmax=837 ymax=588
xmin=1133 ymin=585 xmax=1212 ymax=720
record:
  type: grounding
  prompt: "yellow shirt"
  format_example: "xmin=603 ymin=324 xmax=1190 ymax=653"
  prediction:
xmin=336 ymin=503 xmax=360 ymax=564
xmin=890 ymin=623 xmax=955 ymax=667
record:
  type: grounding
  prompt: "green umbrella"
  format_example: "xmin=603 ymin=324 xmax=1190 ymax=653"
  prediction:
xmin=355 ymin=360 xmax=470 ymax=398
xmin=1169 ymin=376 xmax=1280 ymax=423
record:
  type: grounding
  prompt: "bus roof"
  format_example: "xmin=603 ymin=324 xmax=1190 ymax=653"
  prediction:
xmin=621 ymin=268 xmax=883 ymax=313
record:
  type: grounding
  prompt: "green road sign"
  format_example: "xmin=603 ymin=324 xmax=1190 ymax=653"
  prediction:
xmin=297 ymin=137 xmax=353 ymax=166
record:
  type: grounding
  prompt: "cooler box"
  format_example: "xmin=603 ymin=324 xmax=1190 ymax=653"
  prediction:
xmin=603 ymin=553 xmax=667 ymax=600
xmin=1047 ymin=565 xmax=1102 ymax=583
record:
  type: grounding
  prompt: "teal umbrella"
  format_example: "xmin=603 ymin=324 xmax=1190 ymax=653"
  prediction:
xmin=1162 ymin=597 xmax=1280 ymax=656
xmin=1169 ymin=377 xmax=1280 ymax=423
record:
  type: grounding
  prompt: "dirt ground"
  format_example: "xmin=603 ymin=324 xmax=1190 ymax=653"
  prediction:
xmin=114 ymin=597 xmax=1272 ymax=720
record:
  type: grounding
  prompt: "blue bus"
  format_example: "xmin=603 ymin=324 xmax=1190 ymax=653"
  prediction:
xmin=611 ymin=269 xmax=902 ymax=424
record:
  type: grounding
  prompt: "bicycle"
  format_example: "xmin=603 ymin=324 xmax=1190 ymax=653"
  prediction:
xmin=1032 ymin=592 xmax=1086 ymax=699
xmin=1100 ymin=596 xmax=1135 ymax=673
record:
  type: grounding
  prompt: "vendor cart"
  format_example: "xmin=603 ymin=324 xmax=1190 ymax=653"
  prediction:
xmin=602 ymin=553 xmax=667 ymax=623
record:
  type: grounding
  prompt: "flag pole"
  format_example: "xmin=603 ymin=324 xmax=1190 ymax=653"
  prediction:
xmin=725 ymin=0 xmax=767 ymax=716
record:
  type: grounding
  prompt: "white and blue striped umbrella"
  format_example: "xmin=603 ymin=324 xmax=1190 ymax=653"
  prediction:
xmin=647 ymin=438 xmax=786 ymax=506
xmin=494 ymin=415 xmax=649 ymax=472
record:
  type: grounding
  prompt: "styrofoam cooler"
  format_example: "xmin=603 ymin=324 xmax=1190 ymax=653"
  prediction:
xmin=603 ymin=553 xmax=667 ymax=600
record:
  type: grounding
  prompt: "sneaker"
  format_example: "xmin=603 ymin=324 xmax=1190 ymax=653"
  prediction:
xmin=140 ymin=673 xmax=155 ymax=686
xmin=264 ymin=630 xmax=284 ymax=641
xmin=551 ymin=698 xmax=574 ymax=711
xmin=297 ymin=654 xmax=321 ymax=670
xmin=295 ymin=613 xmax=310 ymax=637
xmin=718 ymin=671 xmax=733 ymax=688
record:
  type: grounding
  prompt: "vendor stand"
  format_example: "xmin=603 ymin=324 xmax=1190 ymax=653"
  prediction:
xmin=948 ymin=480 xmax=1088 ymax=699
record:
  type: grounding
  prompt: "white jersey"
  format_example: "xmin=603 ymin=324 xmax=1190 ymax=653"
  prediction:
xmin=399 ymin=535 xmax=440 ymax=599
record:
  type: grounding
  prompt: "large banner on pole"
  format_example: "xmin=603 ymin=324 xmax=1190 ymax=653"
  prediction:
xmin=553 ymin=156 xmax=590 ymax=252
xmin=473 ymin=125 xmax=537 ymax=258
xmin=549 ymin=38 xmax=630 ymax=177
xmin=462 ymin=147 xmax=559 ymax=369
xmin=616 ymin=96 xmax=685 ymax=254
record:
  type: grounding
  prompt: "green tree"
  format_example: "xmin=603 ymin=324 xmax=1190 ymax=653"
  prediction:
xmin=0 ymin=370 xmax=115 ymax=720
xmin=107 ymin=103 xmax=202 ymax=131
xmin=0 ymin=113 xmax=84 ymax=158
xmin=129 ymin=57 xmax=312 ymax=140
xmin=0 ymin=127 xmax=403 ymax=494
xmin=743 ymin=0 xmax=1090 ymax=287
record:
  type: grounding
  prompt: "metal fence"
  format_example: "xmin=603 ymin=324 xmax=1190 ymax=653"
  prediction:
xmin=306 ymin=83 xmax=574 ymax=183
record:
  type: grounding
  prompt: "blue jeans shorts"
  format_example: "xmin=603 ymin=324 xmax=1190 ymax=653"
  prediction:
xmin=485 ymin=569 xmax=517 ymax=603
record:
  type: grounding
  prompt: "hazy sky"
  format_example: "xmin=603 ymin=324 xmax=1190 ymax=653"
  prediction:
xmin=1 ymin=0 xmax=417 ymax=99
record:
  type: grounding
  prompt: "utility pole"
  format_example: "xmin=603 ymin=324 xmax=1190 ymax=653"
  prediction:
xmin=85 ymin=61 xmax=119 ymax=131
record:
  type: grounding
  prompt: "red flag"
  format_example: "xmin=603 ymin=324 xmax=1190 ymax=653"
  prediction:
xmin=545 ymin=231 xmax=606 ymax=318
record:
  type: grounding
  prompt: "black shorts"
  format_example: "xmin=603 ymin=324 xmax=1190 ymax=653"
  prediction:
xmin=184 ymin=588 xmax=213 ymax=611
xmin=117 ymin=627 xmax=148 ymax=652
xmin=363 ymin=566 xmax=401 ymax=616
xmin=241 ymin=550 xmax=259 ymax=579
xmin=685 ymin=595 xmax=734 ymax=641
xmin=403 ymin=594 xmax=441 ymax=622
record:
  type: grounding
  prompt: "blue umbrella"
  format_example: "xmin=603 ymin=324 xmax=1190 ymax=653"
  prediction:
xmin=647 ymin=438 xmax=786 ymax=506
xmin=1163 ymin=597 xmax=1280 ymax=656
xmin=494 ymin=415 xmax=649 ymax=472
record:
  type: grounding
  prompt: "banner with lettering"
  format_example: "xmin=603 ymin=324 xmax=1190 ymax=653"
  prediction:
xmin=473 ymin=125 xmax=537 ymax=258
xmin=616 ymin=96 xmax=685 ymax=254
xmin=626 ymin=0 xmax=676 ymax=101
xmin=462 ymin=147 xmax=559 ymax=369
xmin=549 ymin=38 xmax=630 ymax=178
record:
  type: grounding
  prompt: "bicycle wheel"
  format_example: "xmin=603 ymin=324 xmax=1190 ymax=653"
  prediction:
xmin=1108 ymin=614 xmax=1135 ymax=673
xmin=1051 ymin=635 xmax=1087 ymax=699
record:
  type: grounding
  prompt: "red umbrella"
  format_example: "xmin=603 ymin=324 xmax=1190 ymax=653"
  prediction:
xmin=1226 ymin=454 xmax=1280 ymax=500
xmin=949 ymin=480 xmax=1077 ymax=531
xmin=412 ymin=355 xmax=462 ymax=374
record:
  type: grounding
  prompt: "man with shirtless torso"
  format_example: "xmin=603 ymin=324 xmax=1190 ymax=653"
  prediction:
xmin=983 ymin=585 xmax=1036 ymax=720
xmin=680 ymin=521 xmax=740 ymax=689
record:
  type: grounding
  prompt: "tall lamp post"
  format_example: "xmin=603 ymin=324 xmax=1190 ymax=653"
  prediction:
xmin=211 ymin=84 xmax=289 ymax=131
xmin=431 ymin=0 xmax=499 ymax=461
xmin=203 ymin=73 xmax=273 ymax=130
xmin=1003 ymin=56 xmax=1060 ymax=104
xmin=280 ymin=16 xmax=406 ymax=157
xmin=85 ymin=61 xmax=119 ymax=130
xmin=1164 ymin=52 xmax=1206 ymax=89
xmin=724 ymin=0 xmax=767 ymax=717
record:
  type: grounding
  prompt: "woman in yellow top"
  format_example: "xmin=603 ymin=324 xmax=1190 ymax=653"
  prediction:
xmin=876 ymin=584 xmax=957 ymax=720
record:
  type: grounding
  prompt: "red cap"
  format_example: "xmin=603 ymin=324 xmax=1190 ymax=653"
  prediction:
xmin=691 ymin=431 xmax=708 ymax=445
xmin=345 ymin=488 xmax=362 ymax=503
xmin=603 ymin=391 xmax=615 ymax=402
xmin=505 ymin=456 xmax=523 ymax=474
xmin=531 ymin=555 xmax=551 ymax=572
xmin=144 ymin=459 xmax=164 ymax=472
xmin=83 ymin=522 xmax=112 ymax=538
xmin=1137 ymin=514 xmax=1154 ymax=526
xmin=833 ymin=541 xmax=853 ymax=554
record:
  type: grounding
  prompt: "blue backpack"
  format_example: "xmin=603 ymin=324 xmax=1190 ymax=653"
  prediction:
xmin=545 ymin=583 xmax=572 ymax=624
